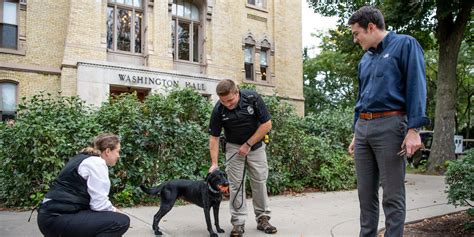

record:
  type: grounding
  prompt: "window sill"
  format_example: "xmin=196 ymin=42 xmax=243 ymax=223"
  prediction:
xmin=174 ymin=59 xmax=201 ymax=65
xmin=245 ymin=4 xmax=268 ymax=13
xmin=0 ymin=48 xmax=26 ymax=56
xmin=107 ymin=49 xmax=144 ymax=57
xmin=243 ymin=79 xmax=274 ymax=87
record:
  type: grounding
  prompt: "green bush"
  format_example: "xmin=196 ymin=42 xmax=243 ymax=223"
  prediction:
xmin=95 ymin=89 xmax=211 ymax=206
xmin=0 ymin=88 xmax=356 ymax=208
xmin=0 ymin=93 xmax=100 ymax=207
xmin=303 ymin=107 xmax=354 ymax=149
xmin=445 ymin=148 xmax=474 ymax=207
xmin=264 ymin=95 xmax=356 ymax=193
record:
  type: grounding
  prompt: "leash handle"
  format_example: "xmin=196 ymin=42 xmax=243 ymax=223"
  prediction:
xmin=230 ymin=155 xmax=247 ymax=210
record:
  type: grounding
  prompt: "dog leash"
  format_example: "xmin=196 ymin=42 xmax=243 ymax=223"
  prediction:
xmin=224 ymin=152 xmax=239 ymax=166
xmin=225 ymin=152 xmax=248 ymax=210
xmin=27 ymin=201 xmax=41 ymax=222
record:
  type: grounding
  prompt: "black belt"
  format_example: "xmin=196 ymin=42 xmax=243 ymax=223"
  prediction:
xmin=250 ymin=141 xmax=263 ymax=151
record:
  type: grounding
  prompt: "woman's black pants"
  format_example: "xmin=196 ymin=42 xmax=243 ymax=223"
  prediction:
xmin=37 ymin=209 xmax=130 ymax=237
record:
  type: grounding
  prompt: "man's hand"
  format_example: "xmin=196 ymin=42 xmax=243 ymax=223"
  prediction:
xmin=348 ymin=135 xmax=355 ymax=157
xmin=209 ymin=163 xmax=219 ymax=173
xmin=401 ymin=129 xmax=422 ymax=157
xmin=238 ymin=143 xmax=251 ymax=157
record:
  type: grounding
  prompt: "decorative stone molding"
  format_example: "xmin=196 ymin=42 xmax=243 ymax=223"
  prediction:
xmin=260 ymin=35 xmax=274 ymax=55
xmin=0 ymin=71 xmax=19 ymax=82
xmin=242 ymin=31 xmax=256 ymax=48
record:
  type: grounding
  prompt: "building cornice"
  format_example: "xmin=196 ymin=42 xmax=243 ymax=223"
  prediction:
xmin=0 ymin=62 xmax=61 ymax=75
xmin=77 ymin=60 xmax=223 ymax=83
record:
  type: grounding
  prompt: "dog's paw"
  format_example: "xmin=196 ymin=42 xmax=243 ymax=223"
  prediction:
xmin=210 ymin=233 xmax=218 ymax=237
xmin=154 ymin=229 xmax=163 ymax=235
xmin=216 ymin=227 xmax=225 ymax=233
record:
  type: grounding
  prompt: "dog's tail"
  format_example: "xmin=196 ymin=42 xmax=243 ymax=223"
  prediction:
xmin=140 ymin=184 xmax=163 ymax=195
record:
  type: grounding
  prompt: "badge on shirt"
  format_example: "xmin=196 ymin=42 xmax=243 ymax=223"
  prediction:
xmin=247 ymin=106 xmax=254 ymax=115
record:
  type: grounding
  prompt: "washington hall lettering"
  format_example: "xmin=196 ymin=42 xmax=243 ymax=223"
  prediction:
xmin=118 ymin=74 xmax=206 ymax=91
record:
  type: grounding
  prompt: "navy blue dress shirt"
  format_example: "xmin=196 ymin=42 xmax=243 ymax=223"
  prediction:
xmin=354 ymin=31 xmax=430 ymax=129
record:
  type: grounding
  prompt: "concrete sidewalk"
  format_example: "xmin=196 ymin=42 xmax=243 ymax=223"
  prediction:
xmin=0 ymin=174 xmax=467 ymax=237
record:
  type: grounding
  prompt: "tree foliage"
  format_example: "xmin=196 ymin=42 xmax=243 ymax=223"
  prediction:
xmin=305 ymin=0 xmax=473 ymax=173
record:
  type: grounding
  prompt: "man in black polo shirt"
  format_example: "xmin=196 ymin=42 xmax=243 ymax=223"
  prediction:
xmin=208 ymin=79 xmax=277 ymax=237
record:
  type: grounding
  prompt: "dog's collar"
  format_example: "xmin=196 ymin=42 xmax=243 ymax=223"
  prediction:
xmin=208 ymin=184 xmax=220 ymax=194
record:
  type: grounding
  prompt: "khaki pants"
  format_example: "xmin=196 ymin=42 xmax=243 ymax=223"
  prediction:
xmin=225 ymin=143 xmax=271 ymax=226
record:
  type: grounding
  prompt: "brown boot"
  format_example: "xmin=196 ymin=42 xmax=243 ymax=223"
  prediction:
xmin=230 ymin=224 xmax=244 ymax=237
xmin=257 ymin=216 xmax=277 ymax=234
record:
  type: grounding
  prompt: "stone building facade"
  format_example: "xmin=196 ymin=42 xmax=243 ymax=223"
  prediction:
xmin=0 ymin=0 xmax=303 ymax=121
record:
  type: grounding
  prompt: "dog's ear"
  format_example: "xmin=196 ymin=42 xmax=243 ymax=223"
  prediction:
xmin=205 ymin=168 xmax=219 ymax=181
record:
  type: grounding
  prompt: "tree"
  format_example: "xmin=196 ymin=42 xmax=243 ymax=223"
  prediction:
xmin=307 ymin=0 xmax=473 ymax=173
xmin=428 ymin=1 xmax=472 ymax=173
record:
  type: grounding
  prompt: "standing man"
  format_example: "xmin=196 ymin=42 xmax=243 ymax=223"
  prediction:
xmin=347 ymin=6 xmax=430 ymax=237
xmin=208 ymin=79 xmax=277 ymax=237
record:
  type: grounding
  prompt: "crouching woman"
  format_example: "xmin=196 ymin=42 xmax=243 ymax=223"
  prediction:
xmin=37 ymin=133 xmax=130 ymax=237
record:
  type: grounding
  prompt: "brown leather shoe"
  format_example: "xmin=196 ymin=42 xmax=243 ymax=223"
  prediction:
xmin=257 ymin=216 xmax=277 ymax=234
xmin=230 ymin=224 xmax=245 ymax=237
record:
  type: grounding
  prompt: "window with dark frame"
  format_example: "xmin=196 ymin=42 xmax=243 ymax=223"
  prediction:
xmin=0 ymin=82 xmax=17 ymax=121
xmin=260 ymin=48 xmax=268 ymax=81
xmin=247 ymin=0 xmax=266 ymax=9
xmin=171 ymin=0 xmax=201 ymax=63
xmin=106 ymin=0 xmax=143 ymax=54
xmin=0 ymin=0 xmax=18 ymax=50
xmin=244 ymin=45 xmax=254 ymax=81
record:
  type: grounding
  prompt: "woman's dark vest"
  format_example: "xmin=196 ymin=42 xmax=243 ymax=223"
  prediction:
xmin=43 ymin=153 xmax=92 ymax=213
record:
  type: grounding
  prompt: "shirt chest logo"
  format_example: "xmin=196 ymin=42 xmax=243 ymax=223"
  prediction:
xmin=222 ymin=114 xmax=229 ymax=121
xmin=383 ymin=53 xmax=390 ymax=58
xmin=247 ymin=106 xmax=254 ymax=115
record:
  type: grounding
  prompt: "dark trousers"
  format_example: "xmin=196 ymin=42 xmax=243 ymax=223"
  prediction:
xmin=37 ymin=209 xmax=130 ymax=237
xmin=354 ymin=115 xmax=407 ymax=237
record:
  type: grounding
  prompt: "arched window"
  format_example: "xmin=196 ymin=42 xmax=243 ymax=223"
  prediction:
xmin=0 ymin=81 xmax=17 ymax=121
xmin=171 ymin=0 xmax=201 ymax=62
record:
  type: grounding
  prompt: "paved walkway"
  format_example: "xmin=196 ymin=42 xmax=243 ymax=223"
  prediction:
xmin=0 ymin=174 xmax=467 ymax=237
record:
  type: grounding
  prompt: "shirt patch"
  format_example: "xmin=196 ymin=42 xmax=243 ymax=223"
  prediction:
xmin=247 ymin=106 xmax=254 ymax=115
xmin=383 ymin=53 xmax=390 ymax=58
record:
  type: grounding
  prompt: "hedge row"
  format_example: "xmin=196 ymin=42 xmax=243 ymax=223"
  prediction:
xmin=0 ymin=88 xmax=356 ymax=208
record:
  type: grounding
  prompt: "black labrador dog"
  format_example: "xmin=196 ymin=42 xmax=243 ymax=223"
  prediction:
xmin=140 ymin=169 xmax=229 ymax=237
